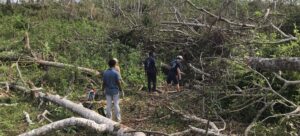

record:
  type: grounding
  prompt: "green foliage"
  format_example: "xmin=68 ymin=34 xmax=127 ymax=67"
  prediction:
xmin=254 ymin=11 xmax=263 ymax=17
xmin=253 ymin=118 xmax=299 ymax=136
xmin=254 ymin=27 xmax=300 ymax=57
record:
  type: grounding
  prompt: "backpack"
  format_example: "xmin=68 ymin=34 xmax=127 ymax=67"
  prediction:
xmin=161 ymin=62 xmax=171 ymax=75
xmin=168 ymin=60 xmax=180 ymax=74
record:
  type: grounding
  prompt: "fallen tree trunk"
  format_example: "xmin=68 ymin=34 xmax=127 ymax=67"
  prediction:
xmin=0 ymin=56 xmax=100 ymax=76
xmin=32 ymin=58 xmax=100 ymax=76
xmin=6 ymin=84 xmax=145 ymax=136
xmin=19 ymin=117 xmax=109 ymax=136
xmin=248 ymin=57 xmax=300 ymax=71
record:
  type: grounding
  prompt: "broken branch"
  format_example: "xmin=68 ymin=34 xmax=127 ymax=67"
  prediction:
xmin=23 ymin=111 xmax=34 ymax=125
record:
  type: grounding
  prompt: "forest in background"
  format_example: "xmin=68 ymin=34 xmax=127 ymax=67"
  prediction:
xmin=0 ymin=0 xmax=300 ymax=135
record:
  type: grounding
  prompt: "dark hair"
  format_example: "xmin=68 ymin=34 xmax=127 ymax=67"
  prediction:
xmin=108 ymin=59 xmax=117 ymax=67
xmin=149 ymin=51 xmax=154 ymax=57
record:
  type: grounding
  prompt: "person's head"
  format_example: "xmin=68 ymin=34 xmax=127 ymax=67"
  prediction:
xmin=113 ymin=58 xmax=119 ymax=64
xmin=176 ymin=55 xmax=183 ymax=62
xmin=149 ymin=51 xmax=154 ymax=57
xmin=108 ymin=59 xmax=117 ymax=68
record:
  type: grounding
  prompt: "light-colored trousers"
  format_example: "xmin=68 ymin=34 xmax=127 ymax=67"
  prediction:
xmin=106 ymin=94 xmax=121 ymax=122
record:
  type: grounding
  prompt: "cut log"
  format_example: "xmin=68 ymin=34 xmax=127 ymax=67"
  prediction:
xmin=18 ymin=117 xmax=109 ymax=136
xmin=7 ymin=84 xmax=145 ymax=136
xmin=248 ymin=57 xmax=300 ymax=71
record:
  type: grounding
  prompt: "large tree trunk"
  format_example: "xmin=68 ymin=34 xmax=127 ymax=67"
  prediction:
xmin=8 ymin=84 xmax=145 ymax=136
xmin=19 ymin=117 xmax=109 ymax=136
xmin=248 ymin=57 xmax=300 ymax=71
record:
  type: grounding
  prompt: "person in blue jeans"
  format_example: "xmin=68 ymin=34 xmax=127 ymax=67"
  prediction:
xmin=102 ymin=59 xmax=123 ymax=122
xmin=166 ymin=55 xmax=183 ymax=92
xmin=144 ymin=52 xmax=157 ymax=92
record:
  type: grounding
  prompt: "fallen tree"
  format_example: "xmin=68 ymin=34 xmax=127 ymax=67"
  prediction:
xmin=0 ymin=56 xmax=100 ymax=76
xmin=4 ymin=83 xmax=145 ymax=136
xmin=248 ymin=57 xmax=300 ymax=71
xmin=19 ymin=117 xmax=110 ymax=136
xmin=32 ymin=58 xmax=101 ymax=76
xmin=1 ymin=82 xmax=229 ymax=136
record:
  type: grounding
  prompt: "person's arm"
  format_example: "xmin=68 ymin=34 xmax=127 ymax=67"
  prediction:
xmin=116 ymin=73 xmax=124 ymax=98
xmin=144 ymin=59 xmax=147 ymax=74
xmin=102 ymin=81 xmax=106 ymax=96
xmin=153 ymin=59 xmax=157 ymax=73
xmin=117 ymin=80 xmax=123 ymax=92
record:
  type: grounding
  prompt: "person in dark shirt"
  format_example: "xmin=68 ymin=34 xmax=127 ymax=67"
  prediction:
xmin=166 ymin=55 xmax=183 ymax=92
xmin=102 ymin=59 xmax=123 ymax=122
xmin=144 ymin=52 xmax=157 ymax=92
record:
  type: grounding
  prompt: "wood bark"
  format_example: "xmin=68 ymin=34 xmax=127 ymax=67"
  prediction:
xmin=248 ymin=57 xmax=300 ymax=71
xmin=19 ymin=117 xmax=109 ymax=136
xmin=7 ymin=84 xmax=145 ymax=136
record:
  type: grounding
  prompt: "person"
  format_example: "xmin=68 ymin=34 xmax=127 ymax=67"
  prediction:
xmin=144 ymin=52 xmax=157 ymax=92
xmin=166 ymin=55 xmax=184 ymax=92
xmin=86 ymin=83 xmax=96 ymax=101
xmin=82 ymin=83 xmax=96 ymax=109
xmin=102 ymin=59 xmax=123 ymax=122
xmin=113 ymin=58 xmax=121 ymax=75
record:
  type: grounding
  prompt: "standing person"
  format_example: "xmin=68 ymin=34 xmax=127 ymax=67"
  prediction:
xmin=144 ymin=52 xmax=157 ymax=92
xmin=166 ymin=55 xmax=183 ymax=92
xmin=102 ymin=59 xmax=123 ymax=122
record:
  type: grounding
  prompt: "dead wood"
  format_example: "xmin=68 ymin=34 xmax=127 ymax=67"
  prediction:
xmin=189 ymin=125 xmax=227 ymax=136
xmin=37 ymin=110 xmax=53 ymax=123
xmin=32 ymin=58 xmax=100 ymax=76
xmin=248 ymin=57 xmax=300 ymax=72
xmin=186 ymin=0 xmax=256 ymax=28
xmin=188 ymin=63 xmax=211 ymax=77
xmin=0 ymin=103 xmax=18 ymax=106
xmin=5 ymin=83 xmax=145 ymax=136
xmin=168 ymin=107 xmax=219 ymax=132
xmin=23 ymin=111 xmax=34 ymax=125
xmin=18 ymin=117 xmax=110 ymax=136
xmin=0 ymin=56 xmax=100 ymax=76
xmin=244 ymin=102 xmax=272 ymax=136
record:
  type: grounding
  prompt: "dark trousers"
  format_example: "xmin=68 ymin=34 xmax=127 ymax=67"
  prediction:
xmin=147 ymin=72 xmax=156 ymax=92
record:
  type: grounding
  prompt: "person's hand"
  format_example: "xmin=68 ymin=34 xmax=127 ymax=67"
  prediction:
xmin=119 ymin=89 xmax=124 ymax=98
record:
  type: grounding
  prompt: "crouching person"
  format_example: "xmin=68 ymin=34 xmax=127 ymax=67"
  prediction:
xmin=102 ymin=59 xmax=123 ymax=123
